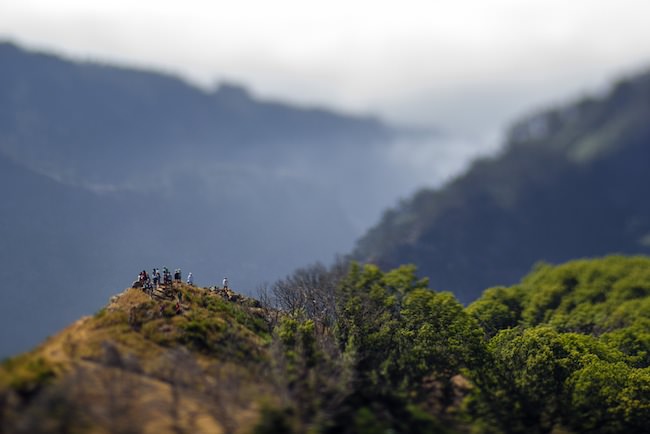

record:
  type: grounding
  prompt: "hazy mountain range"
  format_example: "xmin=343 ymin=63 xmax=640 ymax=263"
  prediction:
xmin=3 ymin=39 xmax=650 ymax=359
xmin=354 ymin=70 xmax=650 ymax=303
xmin=0 ymin=41 xmax=435 ymax=357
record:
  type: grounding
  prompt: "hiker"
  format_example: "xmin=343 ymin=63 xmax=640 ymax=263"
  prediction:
xmin=174 ymin=269 xmax=181 ymax=282
xmin=222 ymin=277 xmax=229 ymax=290
xmin=152 ymin=269 xmax=159 ymax=287
xmin=140 ymin=270 xmax=148 ymax=285
xmin=175 ymin=301 xmax=182 ymax=315
xmin=143 ymin=279 xmax=153 ymax=294
xmin=187 ymin=272 xmax=193 ymax=286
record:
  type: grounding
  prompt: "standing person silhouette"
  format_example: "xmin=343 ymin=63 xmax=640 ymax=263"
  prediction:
xmin=222 ymin=277 xmax=229 ymax=290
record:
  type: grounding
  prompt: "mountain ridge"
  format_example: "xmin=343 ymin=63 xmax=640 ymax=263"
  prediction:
xmin=353 ymin=68 xmax=650 ymax=303
xmin=0 ymin=40 xmax=397 ymax=187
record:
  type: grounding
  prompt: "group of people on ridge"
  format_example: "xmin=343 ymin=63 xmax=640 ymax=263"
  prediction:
xmin=133 ymin=267 xmax=231 ymax=318
xmin=136 ymin=268 xmax=228 ymax=291
xmin=137 ymin=267 xmax=195 ymax=290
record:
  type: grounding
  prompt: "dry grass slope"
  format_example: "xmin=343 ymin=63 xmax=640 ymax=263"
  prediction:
xmin=0 ymin=283 xmax=277 ymax=434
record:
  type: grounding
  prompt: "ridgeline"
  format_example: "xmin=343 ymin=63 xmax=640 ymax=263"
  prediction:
xmin=353 ymin=70 xmax=650 ymax=303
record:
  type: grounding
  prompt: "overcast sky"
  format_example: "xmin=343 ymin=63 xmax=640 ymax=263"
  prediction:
xmin=2 ymin=0 xmax=650 ymax=140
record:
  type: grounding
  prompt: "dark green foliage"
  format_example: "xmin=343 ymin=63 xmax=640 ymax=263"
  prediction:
xmin=351 ymin=407 xmax=386 ymax=434
xmin=466 ymin=256 xmax=650 ymax=433
xmin=250 ymin=404 xmax=295 ymax=434
xmin=347 ymin=403 xmax=448 ymax=434
xmin=468 ymin=256 xmax=650 ymax=336
xmin=470 ymin=327 xmax=622 ymax=433
xmin=600 ymin=318 xmax=650 ymax=367
xmin=398 ymin=289 xmax=484 ymax=386
xmin=324 ymin=258 xmax=650 ymax=432
xmin=200 ymin=293 xmax=270 ymax=339
xmin=277 ymin=318 xmax=319 ymax=372
xmin=567 ymin=360 xmax=650 ymax=433
xmin=466 ymin=286 xmax=525 ymax=337
xmin=520 ymin=256 xmax=650 ymax=332
xmin=320 ymin=263 xmax=482 ymax=432
xmin=174 ymin=295 xmax=269 ymax=362
xmin=336 ymin=263 xmax=430 ymax=395
xmin=178 ymin=311 xmax=225 ymax=352
xmin=274 ymin=314 xmax=328 ymax=427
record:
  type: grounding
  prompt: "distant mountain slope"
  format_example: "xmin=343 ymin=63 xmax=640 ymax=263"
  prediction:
xmin=0 ymin=147 xmax=358 ymax=357
xmin=353 ymin=71 xmax=650 ymax=303
xmin=0 ymin=42 xmax=392 ymax=186
xmin=0 ymin=153 xmax=154 ymax=356
xmin=0 ymin=41 xmax=436 ymax=357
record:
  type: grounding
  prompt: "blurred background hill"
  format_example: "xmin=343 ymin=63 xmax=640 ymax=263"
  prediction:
xmin=0 ymin=42 xmax=440 ymax=357
xmin=354 ymin=71 xmax=650 ymax=303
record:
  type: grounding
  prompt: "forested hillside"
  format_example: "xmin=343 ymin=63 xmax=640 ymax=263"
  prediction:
xmin=354 ymin=71 xmax=650 ymax=303
xmin=2 ymin=255 xmax=648 ymax=433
